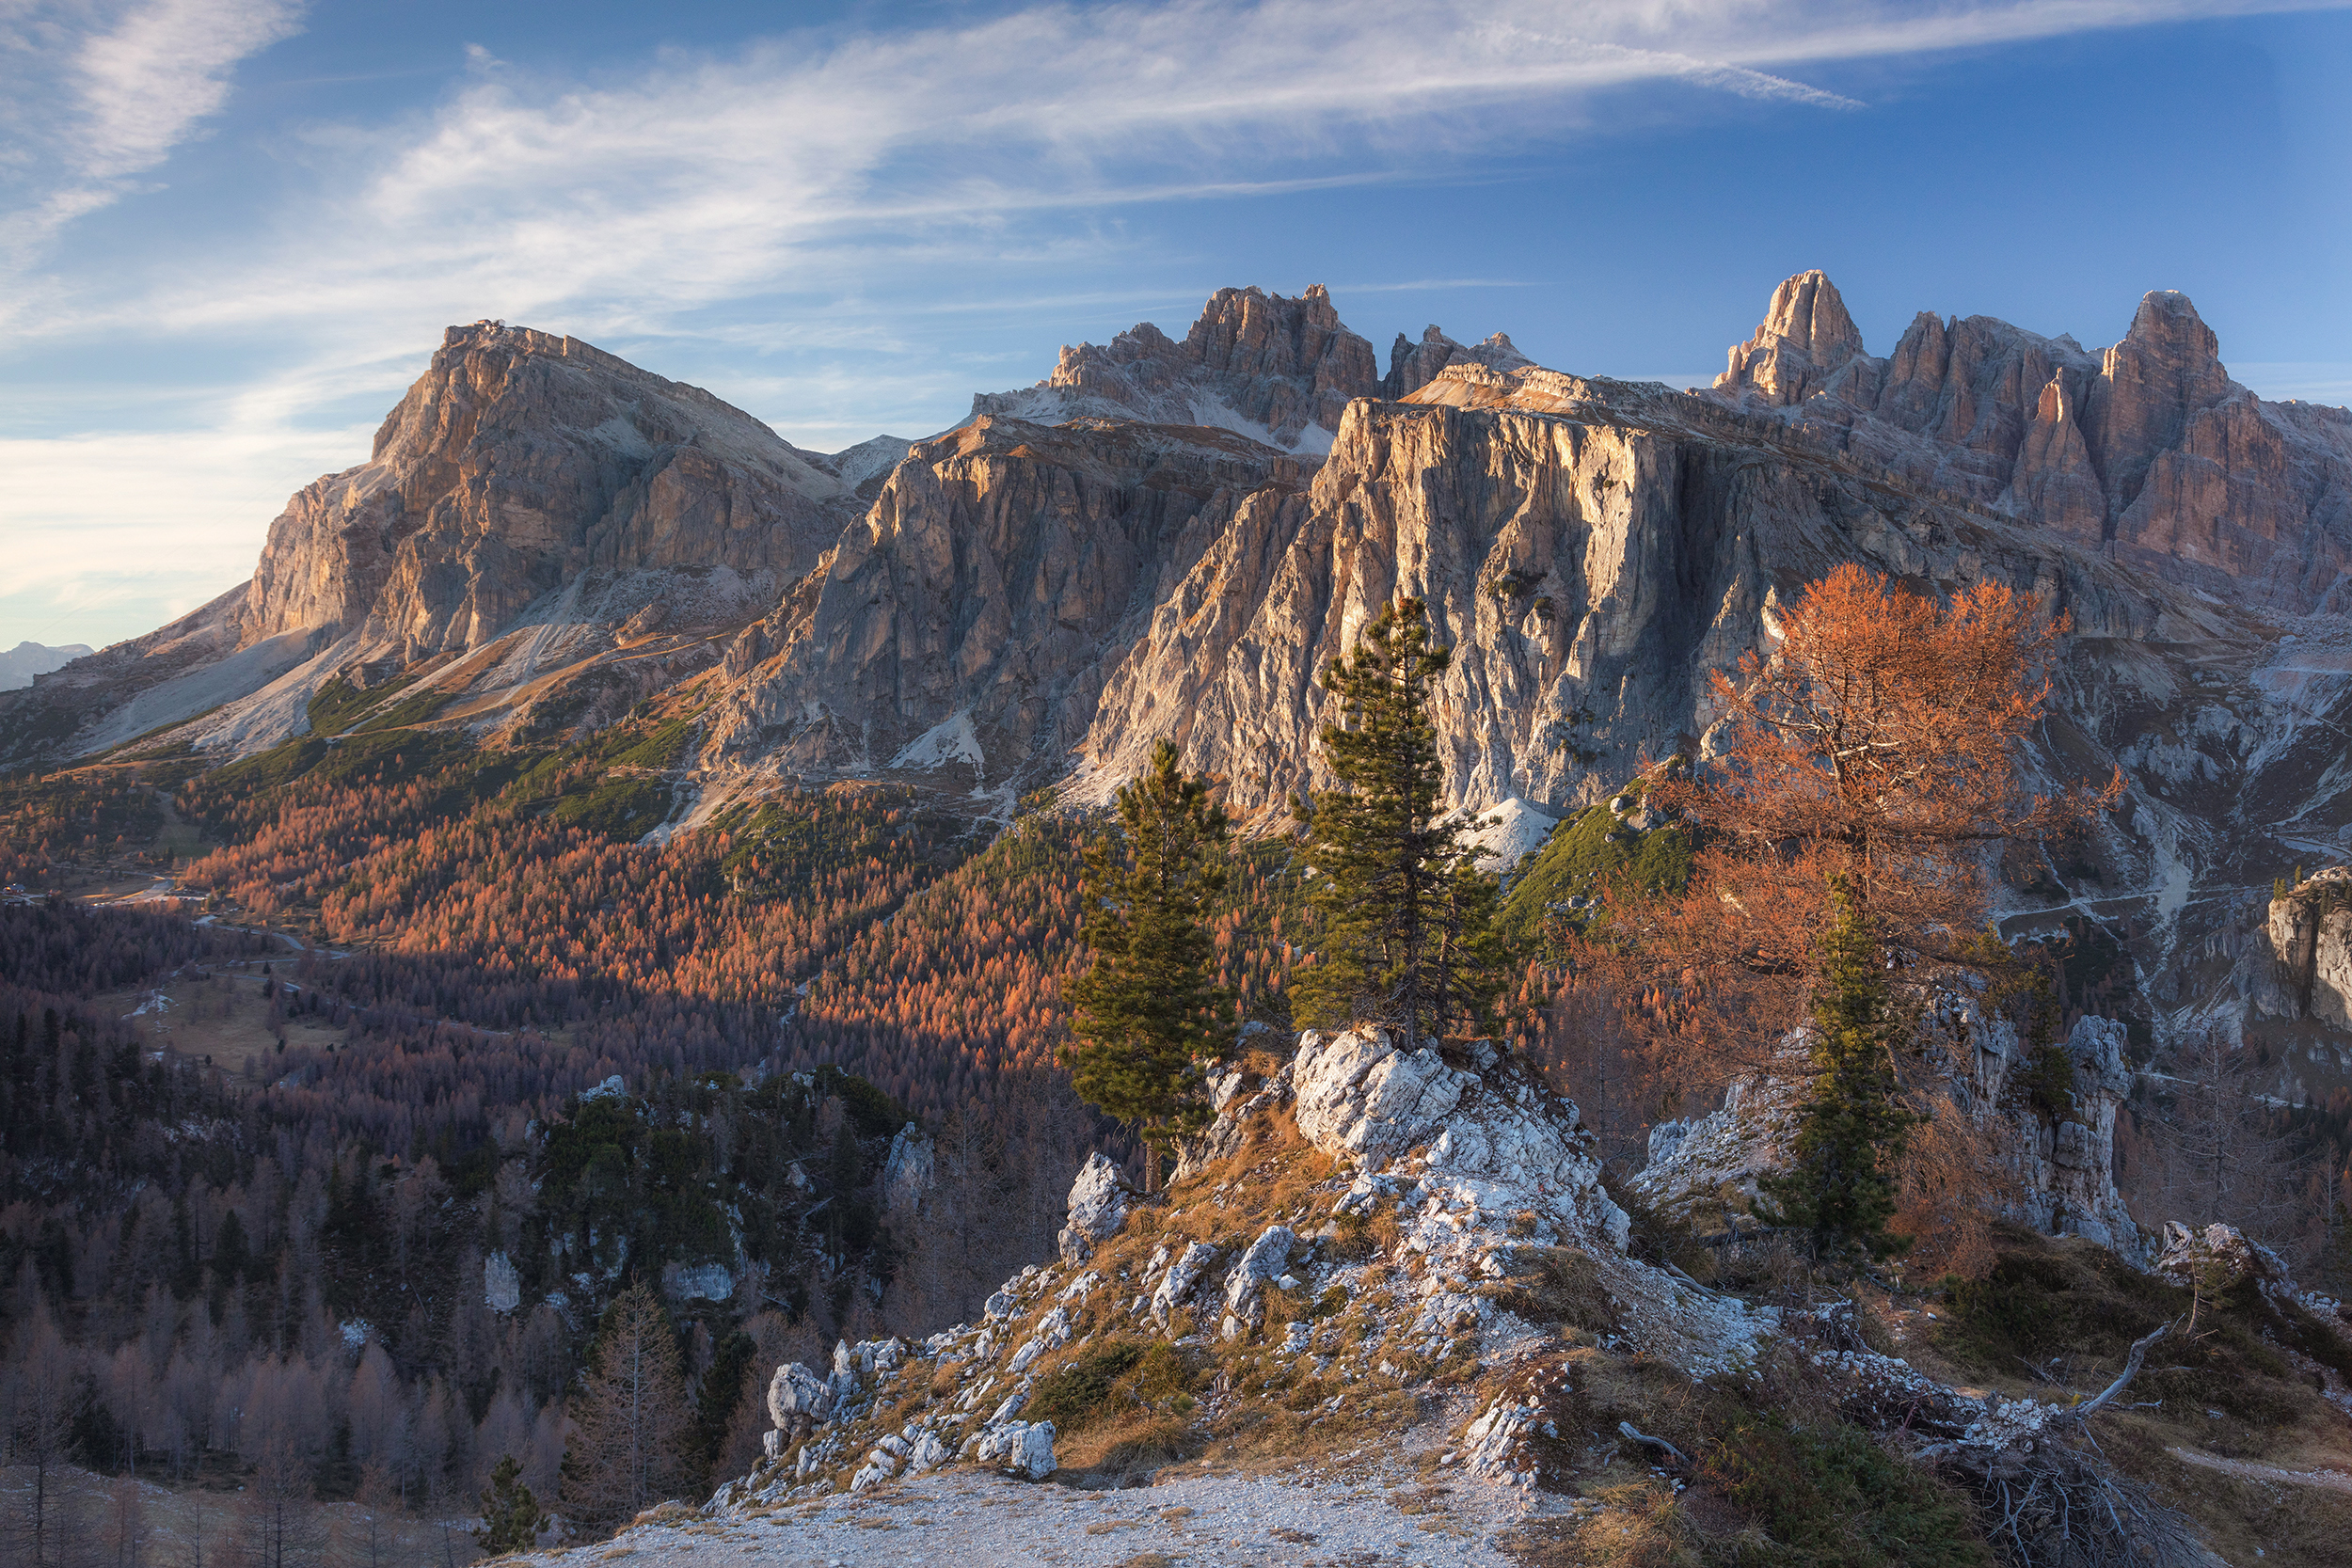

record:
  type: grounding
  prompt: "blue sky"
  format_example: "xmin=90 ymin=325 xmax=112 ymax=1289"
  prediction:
xmin=5 ymin=0 xmax=2349 ymax=652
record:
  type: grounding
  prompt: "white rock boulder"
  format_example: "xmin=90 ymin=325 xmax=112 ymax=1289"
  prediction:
xmin=882 ymin=1123 xmax=935 ymax=1214
xmin=1222 ymin=1225 xmax=1296 ymax=1320
xmin=973 ymin=1419 xmax=1057 ymax=1480
xmin=767 ymin=1362 xmax=833 ymax=1430
xmin=1057 ymin=1150 xmax=1130 ymax=1265
xmin=1292 ymin=1028 xmax=1468 ymax=1156
xmin=1152 ymin=1240 xmax=1221 ymax=1327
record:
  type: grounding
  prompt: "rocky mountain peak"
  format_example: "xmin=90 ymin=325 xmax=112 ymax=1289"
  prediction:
xmin=968 ymin=284 xmax=1379 ymax=452
xmin=1698 ymin=273 xmax=2352 ymax=610
xmin=1714 ymin=268 xmax=1868 ymax=405
xmin=2088 ymin=288 xmax=2235 ymax=510
xmin=239 ymin=319 xmax=849 ymax=662
xmin=1382 ymin=323 xmax=1534 ymax=399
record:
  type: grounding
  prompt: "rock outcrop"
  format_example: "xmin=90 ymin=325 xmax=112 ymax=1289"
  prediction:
xmin=1054 ymin=1151 xmax=1127 ymax=1266
xmin=968 ymin=285 xmax=1378 ymax=453
xmin=2257 ymin=865 xmax=2352 ymax=1026
xmin=2153 ymin=1220 xmax=2296 ymax=1302
xmin=711 ymin=1025 xmax=1771 ymax=1512
xmin=1707 ymin=271 xmax=2352 ymax=612
xmin=1381 ymin=324 xmax=1532 ymax=400
xmin=1631 ymin=1001 xmax=2144 ymax=1259
xmin=882 ymin=1123 xmax=935 ymax=1215
xmin=704 ymin=1024 xmax=2253 ymax=1567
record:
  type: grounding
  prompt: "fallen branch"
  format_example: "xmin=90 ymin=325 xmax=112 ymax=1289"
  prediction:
xmin=1618 ymin=1421 xmax=1692 ymax=1468
xmin=2064 ymin=1324 xmax=2166 ymax=1424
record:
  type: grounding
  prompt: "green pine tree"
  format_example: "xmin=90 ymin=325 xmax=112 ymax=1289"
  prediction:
xmin=472 ymin=1454 xmax=548 ymax=1556
xmin=1757 ymin=879 xmax=1915 ymax=1263
xmin=1291 ymin=597 xmax=1504 ymax=1042
xmin=1061 ymin=739 xmax=1234 ymax=1192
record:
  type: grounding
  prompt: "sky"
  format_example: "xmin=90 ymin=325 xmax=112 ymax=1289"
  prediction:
xmin=3 ymin=0 xmax=2349 ymax=654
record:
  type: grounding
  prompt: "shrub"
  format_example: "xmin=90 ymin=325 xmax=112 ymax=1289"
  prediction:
xmin=1485 ymin=1245 xmax=1618 ymax=1332
xmin=1702 ymin=1416 xmax=1987 ymax=1567
xmin=1026 ymin=1338 xmax=1194 ymax=1435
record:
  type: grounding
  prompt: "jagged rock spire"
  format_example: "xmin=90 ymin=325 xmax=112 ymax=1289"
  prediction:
xmin=1714 ymin=269 xmax=1869 ymax=406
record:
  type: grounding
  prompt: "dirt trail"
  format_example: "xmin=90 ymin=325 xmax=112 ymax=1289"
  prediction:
xmin=2166 ymin=1447 xmax=2352 ymax=1494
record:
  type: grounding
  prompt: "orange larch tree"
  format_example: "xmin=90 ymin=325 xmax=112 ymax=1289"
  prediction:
xmin=1582 ymin=563 xmax=2117 ymax=1105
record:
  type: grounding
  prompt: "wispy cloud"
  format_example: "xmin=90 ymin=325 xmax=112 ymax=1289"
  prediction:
xmin=5 ymin=0 xmax=2341 ymax=649
xmin=3 ymin=0 xmax=304 ymax=255
xmin=74 ymin=0 xmax=305 ymax=179
xmin=37 ymin=0 xmax=2335 ymax=348
xmin=9 ymin=0 xmax=2335 ymax=360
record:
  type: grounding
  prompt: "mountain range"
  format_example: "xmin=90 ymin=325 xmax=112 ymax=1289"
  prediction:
xmin=0 ymin=641 xmax=94 ymax=690
xmin=10 ymin=273 xmax=2352 ymax=1092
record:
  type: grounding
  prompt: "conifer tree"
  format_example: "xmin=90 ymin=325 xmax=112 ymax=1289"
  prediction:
xmin=1292 ymin=598 xmax=1503 ymax=1042
xmin=1062 ymin=739 xmax=1233 ymax=1193
xmin=1757 ymin=879 xmax=1915 ymax=1261
xmin=558 ymin=1282 xmax=691 ymax=1528
xmin=472 ymin=1454 xmax=548 ymax=1556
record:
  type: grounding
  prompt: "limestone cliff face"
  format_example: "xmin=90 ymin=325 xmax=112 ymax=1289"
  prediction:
xmin=1708 ymin=272 xmax=2352 ymax=610
xmin=2258 ymin=866 xmax=2352 ymax=1027
xmin=240 ymin=323 xmax=850 ymax=657
xmin=1633 ymin=1004 xmax=2143 ymax=1260
xmin=968 ymin=286 xmax=1379 ymax=453
xmin=1073 ymin=360 xmax=2200 ymax=823
xmin=702 ymin=417 xmax=1315 ymax=791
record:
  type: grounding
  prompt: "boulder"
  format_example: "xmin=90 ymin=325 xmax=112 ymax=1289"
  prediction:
xmin=2154 ymin=1222 xmax=2294 ymax=1298
xmin=767 ymin=1361 xmax=833 ymax=1434
xmin=973 ymin=1419 xmax=1057 ymax=1480
xmin=1151 ymin=1241 xmax=1221 ymax=1327
xmin=1221 ymin=1225 xmax=1296 ymax=1326
xmin=1292 ymin=1028 xmax=1469 ymax=1156
xmin=1057 ymin=1151 xmax=1129 ymax=1265
xmin=1007 ymin=1307 xmax=1072 ymax=1374
xmin=882 ymin=1123 xmax=935 ymax=1214
xmin=483 ymin=1251 xmax=520 ymax=1313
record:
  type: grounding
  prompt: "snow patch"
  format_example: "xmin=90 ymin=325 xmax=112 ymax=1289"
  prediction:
xmin=888 ymin=710 xmax=984 ymax=775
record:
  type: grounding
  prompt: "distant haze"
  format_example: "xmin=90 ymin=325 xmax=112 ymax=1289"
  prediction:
xmin=0 ymin=642 xmax=93 ymax=690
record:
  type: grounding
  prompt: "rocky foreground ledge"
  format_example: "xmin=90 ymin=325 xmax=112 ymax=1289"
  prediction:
xmin=523 ymin=1024 xmax=2351 ymax=1567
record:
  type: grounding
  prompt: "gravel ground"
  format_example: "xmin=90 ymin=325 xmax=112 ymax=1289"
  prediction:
xmin=517 ymin=1461 xmax=1535 ymax=1568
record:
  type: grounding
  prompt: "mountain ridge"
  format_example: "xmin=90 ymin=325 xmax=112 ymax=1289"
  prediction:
xmin=11 ymin=278 xmax=2352 ymax=1108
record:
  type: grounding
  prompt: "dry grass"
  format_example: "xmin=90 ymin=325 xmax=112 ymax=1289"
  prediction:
xmin=1057 ymin=1411 xmax=1198 ymax=1481
xmin=1481 ymin=1245 xmax=1618 ymax=1332
xmin=1566 ymin=1480 xmax=1703 ymax=1568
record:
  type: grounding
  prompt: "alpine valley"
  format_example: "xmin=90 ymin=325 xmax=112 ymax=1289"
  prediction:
xmin=7 ymin=276 xmax=2352 ymax=1567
